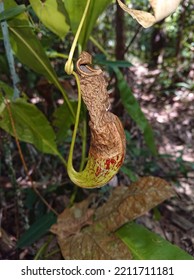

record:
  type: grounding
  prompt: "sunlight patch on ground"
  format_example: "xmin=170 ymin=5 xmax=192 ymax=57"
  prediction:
xmin=130 ymin=63 xmax=194 ymax=189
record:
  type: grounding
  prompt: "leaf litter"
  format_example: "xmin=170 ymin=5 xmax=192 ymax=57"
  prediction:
xmin=51 ymin=176 xmax=174 ymax=259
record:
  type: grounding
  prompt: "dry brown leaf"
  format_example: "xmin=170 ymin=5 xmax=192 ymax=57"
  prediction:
xmin=95 ymin=176 xmax=175 ymax=232
xmin=117 ymin=0 xmax=182 ymax=28
xmin=58 ymin=230 xmax=132 ymax=260
xmin=51 ymin=176 xmax=174 ymax=259
xmin=50 ymin=197 xmax=94 ymax=238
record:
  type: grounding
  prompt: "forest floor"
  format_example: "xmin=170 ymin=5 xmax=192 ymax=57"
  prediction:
xmin=128 ymin=62 xmax=194 ymax=256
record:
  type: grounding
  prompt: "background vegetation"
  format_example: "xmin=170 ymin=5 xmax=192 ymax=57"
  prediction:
xmin=0 ymin=0 xmax=193 ymax=259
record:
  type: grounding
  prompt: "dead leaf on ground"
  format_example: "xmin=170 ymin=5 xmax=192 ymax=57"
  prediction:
xmin=51 ymin=176 xmax=174 ymax=259
xmin=59 ymin=231 xmax=132 ymax=260
xmin=94 ymin=176 xmax=174 ymax=232
xmin=51 ymin=196 xmax=95 ymax=238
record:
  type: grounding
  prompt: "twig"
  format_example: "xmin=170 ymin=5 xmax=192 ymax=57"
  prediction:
xmin=124 ymin=25 xmax=142 ymax=54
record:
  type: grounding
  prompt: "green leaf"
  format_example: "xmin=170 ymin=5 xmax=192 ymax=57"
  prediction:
xmin=0 ymin=80 xmax=20 ymax=100
xmin=29 ymin=0 xmax=69 ymax=39
xmin=52 ymin=101 xmax=78 ymax=143
xmin=7 ymin=11 xmax=59 ymax=82
xmin=0 ymin=83 xmax=58 ymax=155
xmin=17 ymin=212 xmax=57 ymax=248
xmin=120 ymin=165 xmax=138 ymax=182
xmin=63 ymin=0 xmax=112 ymax=49
xmin=24 ymin=188 xmax=38 ymax=211
xmin=117 ymin=222 xmax=194 ymax=260
xmin=0 ymin=4 xmax=26 ymax=22
xmin=95 ymin=54 xmax=132 ymax=68
xmin=113 ymin=67 xmax=157 ymax=155
xmin=4 ymin=0 xmax=75 ymax=118
xmin=0 ymin=53 xmax=9 ymax=75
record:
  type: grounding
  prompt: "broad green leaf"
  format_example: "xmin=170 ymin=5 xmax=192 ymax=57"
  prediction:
xmin=29 ymin=0 xmax=69 ymax=39
xmin=95 ymin=54 xmax=132 ymax=69
xmin=63 ymin=0 xmax=113 ymax=49
xmin=0 ymin=4 xmax=26 ymax=22
xmin=113 ymin=67 xmax=157 ymax=155
xmin=52 ymin=101 xmax=78 ymax=143
xmin=117 ymin=222 xmax=194 ymax=260
xmin=4 ymin=0 xmax=58 ymax=80
xmin=0 ymin=83 xmax=58 ymax=155
xmin=4 ymin=0 xmax=75 ymax=118
xmin=120 ymin=165 xmax=138 ymax=182
xmin=17 ymin=212 xmax=57 ymax=248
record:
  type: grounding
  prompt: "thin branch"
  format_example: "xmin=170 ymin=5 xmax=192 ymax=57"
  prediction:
xmin=124 ymin=25 xmax=142 ymax=55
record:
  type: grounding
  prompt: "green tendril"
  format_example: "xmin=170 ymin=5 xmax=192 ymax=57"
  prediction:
xmin=67 ymin=71 xmax=82 ymax=172
xmin=65 ymin=0 xmax=91 ymax=75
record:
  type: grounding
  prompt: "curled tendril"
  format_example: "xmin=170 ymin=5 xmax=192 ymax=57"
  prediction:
xmin=65 ymin=60 xmax=74 ymax=75
xmin=64 ymin=0 xmax=91 ymax=76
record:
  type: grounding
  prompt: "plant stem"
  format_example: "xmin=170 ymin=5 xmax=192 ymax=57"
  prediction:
xmin=34 ymin=235 xmax=53 ymax=260
xmin=0 ymin=2 xmax=20 ymax=99
xmin=56 ymin=151 xmax=67 ymax=167
xmin=79 ymin=114 xmax=87 ymax=172
xmin=65 ymin=0 xmax=90 ymax=198
xmin=67 ymin=71 xmax=82 ymax=172
xmin=77 ymin=42 xmax=87 ymax=174
xmin=46 ymin=51 xmax=69 ymax=59
xmin=89 ymin=36 xmax=109 ymax=57
xmin=65 ymin=0 xmax=91 ymax=74
xmin=68 ymin=70 xmax=82 ymax=206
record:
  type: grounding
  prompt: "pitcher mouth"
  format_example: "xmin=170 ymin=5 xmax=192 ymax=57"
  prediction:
xmin=76 ymin=51 xmax=102 ymax=77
